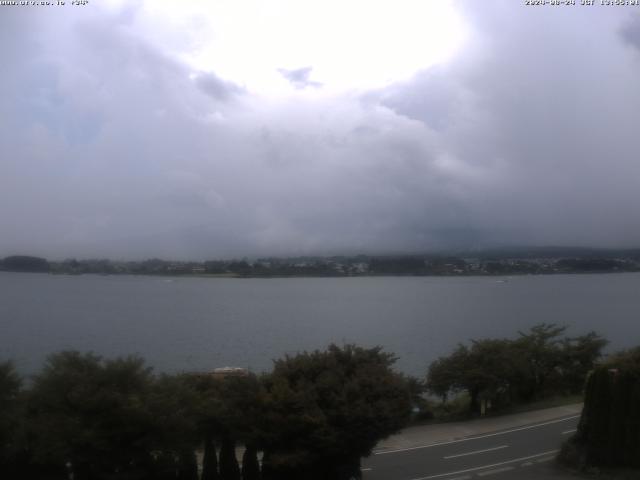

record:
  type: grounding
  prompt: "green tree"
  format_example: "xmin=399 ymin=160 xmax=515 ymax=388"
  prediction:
xmin=426 ymin=345 xmax=468 ymax=403
xmin=426 ymin=324 xmax=604 ymax=414
xmin=241 ymin=444 xmax=260 ymax=480
xmin=1 ymin=255 xmax=50 ymax=272
xmin=183 ymin=372 xmax=223 ymax=479
xmin=184 ymin=372 xmax=262 ymax=480
xmin=427 ymin=340 xmax=517 ymax=414
xmin=514 ymin=323 xmax=567 ymax=399
xmin=215 ymin=375 xmax=263 ymax=480
xmin=201 ymin=432 xmax=220 ymax=480
xmin=260 ymin=344 xmax=411 ymax=480
xmin=219 ymin=438 xmax=241 ymax=480
xmin=559 ymin=332 xmax=608 ymax=394
xmin=0 ymin=361 xmax=23 ymax=478
xmin=565 ymin=347 xmax=640 ymax=469
xmin=465 ymin=339 xmax=519 ymax=412
xmin=147 ymin=374 xmax=202 ymax=477
xmin=211 ymin=373 xmax=265 ymax=480
xmin=27 ymin=351 xmax=157 ymax=479
xmin=177 ymin=449 xmax=199 ymax=480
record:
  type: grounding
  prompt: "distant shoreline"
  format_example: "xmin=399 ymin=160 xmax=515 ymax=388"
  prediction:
xmin=4 ymin=269 xmax=638 ymax=279
xmin=2 ymin=251 xmax=640 ymax=278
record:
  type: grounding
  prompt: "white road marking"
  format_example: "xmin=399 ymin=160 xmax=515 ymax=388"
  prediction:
xmin=447 ymin=476 xmax=472 ymax=480
xmin=408 ymin=450 xmax=558 ymax=480
xmin=477 ymin=466 xmax=514 ymax=476
xmin=361 ymin=468 xmax=372 ymax=472
xmin=375 ymin=416 xmax=579 ymax=455
xmin=561 ymin=429 xmax=577 ymax=435
xmin=443 ymin=445 xmax=508 ymax=459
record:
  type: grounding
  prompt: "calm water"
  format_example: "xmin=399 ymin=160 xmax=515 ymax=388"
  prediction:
xmin=1 ymin=272 xmax=639 ymax=376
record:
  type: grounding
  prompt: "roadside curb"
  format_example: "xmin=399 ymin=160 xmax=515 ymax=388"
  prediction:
xmin=373 ymin=404 xmax=583 ymax=453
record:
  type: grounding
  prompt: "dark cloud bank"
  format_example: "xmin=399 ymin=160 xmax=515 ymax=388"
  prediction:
xmin=2 ymin=2 xmax=640 ymax=260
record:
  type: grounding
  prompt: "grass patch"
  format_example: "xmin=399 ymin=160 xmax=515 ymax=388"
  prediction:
xmin=487 ymin=394 xmax=583 ymax=417
xmin=410 ymin=393 xmax=583 ymax=426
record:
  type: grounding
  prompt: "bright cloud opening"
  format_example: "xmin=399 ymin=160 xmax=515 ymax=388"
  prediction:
xmin=131 ymin=0 xmax=467 ymax=95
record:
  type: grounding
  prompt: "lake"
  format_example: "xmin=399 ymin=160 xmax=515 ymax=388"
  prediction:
xmin=1 ymin=272 xmax=639 ymax=376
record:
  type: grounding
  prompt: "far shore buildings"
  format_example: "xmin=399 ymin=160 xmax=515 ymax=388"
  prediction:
xmin=211 ymin=366 xmax=249 ymax=379
xmin=188 ymin=366 xmax=250 ymax=382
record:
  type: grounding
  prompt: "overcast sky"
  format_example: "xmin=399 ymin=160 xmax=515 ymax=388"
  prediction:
xmin=2 ymin=0 xmax=640 ymax=260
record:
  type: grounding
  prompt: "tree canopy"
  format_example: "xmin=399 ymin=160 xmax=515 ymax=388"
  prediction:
xmin=564 ymin=347 xmax=640 ymax=469
xmin=0 ymin=332 xmax=608 ymax=479
xmin=0 ymin=344 xmax=412 ymax=480
xmin=0 ymin=361 xmax=22 ymax=476
xmin=26 ymin=352 xmax=158 ymax=479
xmin=260 ymin=344 xmax=411 ymax=479
xmin=1 ymin=255 xmax=50 ymax=272
xmin=426 ymin=324 xmax=607 ymax=414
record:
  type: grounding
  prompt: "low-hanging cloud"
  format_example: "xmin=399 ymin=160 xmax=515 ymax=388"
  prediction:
xmin=2 ymin=2 xmax=640 ymax=260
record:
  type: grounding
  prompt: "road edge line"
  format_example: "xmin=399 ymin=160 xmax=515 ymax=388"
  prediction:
xmin=375 ymin=415 xmax=579 ymax=455
xmin=409 ymin=450 xmax=559 ymax=480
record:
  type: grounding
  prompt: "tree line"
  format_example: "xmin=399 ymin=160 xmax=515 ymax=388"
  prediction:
xmin=0 ymin=345 xmax=411 ymax=480
xmin=3 ymin=252 xmax=640 ymax=277
xmin=426 ymin=324 xmax=607 ymax=415
xmin=0 ymin=326 xmax=608 ymax=480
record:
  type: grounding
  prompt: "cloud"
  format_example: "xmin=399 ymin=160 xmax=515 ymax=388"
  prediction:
xmin=374 ymin=2 xmax=640 ymax=247
xmin=2 ymin=2 xmax=640 ymax=260
xmin=620 ymin=14 xmax=640 ymax=51
xmin=277 ymin=66 xmax=323 ymax=89
xmin=193 ymin=72 xmax=244 ymax=100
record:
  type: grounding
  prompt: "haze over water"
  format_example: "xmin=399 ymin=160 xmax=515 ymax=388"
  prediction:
xmin=2 ymin=272 xmax=638 ymax=376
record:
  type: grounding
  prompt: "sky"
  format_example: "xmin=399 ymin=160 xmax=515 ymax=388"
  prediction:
xmin=2 ymin=0 xmax=640 ymax=260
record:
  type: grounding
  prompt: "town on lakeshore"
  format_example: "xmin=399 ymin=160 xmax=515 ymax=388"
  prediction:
xmin=2 ymin=247 xmax=640 ymax=277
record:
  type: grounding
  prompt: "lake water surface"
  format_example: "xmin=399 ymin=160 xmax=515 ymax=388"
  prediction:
xmin=1 ymin=272 xmax=639 ymax=376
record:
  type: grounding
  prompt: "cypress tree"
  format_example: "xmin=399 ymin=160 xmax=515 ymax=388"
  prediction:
xmin=177 ymin=450 xmax=198 ymax=480
xmin=259 ymin=451 xmax=275 ymax=480
xmin=219 ymin=438 xmax=241 ymax=480
xmin=575 ymin=347 xmax=640 ymax=468
xmin=202 ymin=434 xmax=220 ymax=480
xmin=241 ymin=444 xmax=260 ymax=480
xmin=150 ymin=451 xmax=177 ymax=480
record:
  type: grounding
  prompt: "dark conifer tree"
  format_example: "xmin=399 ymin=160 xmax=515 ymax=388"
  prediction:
xmin=152 ymin=451 xmax=178 ymax=480
xmin=241 ymin=444 xmax=260 ymax=480
xmin=219 ymin=438 xmax=241 ymax=480
xmin=177 ymin=450 xmax=198 ymax=480
xmin=202 ymin=433 xmax=220 ymax=480
xmin=572 ymin=347 xmax=640 ymax=468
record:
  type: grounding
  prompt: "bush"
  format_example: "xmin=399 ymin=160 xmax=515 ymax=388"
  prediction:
xmin=569 ymin=347 xmax=640 ymax=469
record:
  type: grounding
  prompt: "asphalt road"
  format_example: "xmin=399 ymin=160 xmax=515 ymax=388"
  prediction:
xmin=362 ymin=414 xmax=580 ymax=480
